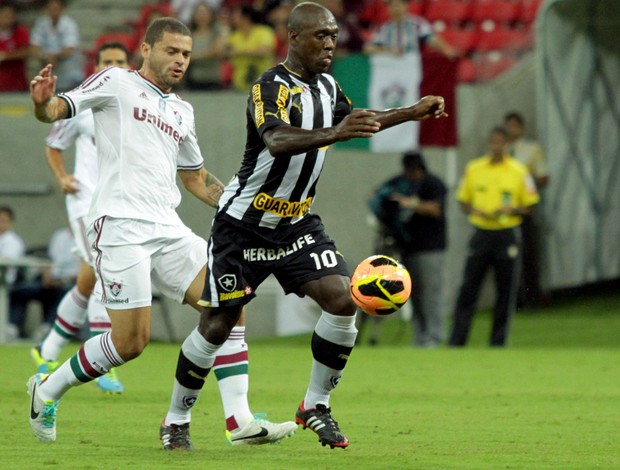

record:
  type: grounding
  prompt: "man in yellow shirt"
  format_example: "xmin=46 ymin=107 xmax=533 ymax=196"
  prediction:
xmin=449 ymin=127 xmax=539 ymax=347
xmin=227 ymin=5 xmax=275 ymax=92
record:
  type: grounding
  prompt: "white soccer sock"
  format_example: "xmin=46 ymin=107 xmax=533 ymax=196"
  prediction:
xmin=304 ymin=312 xmax=357 ymax=409
xmin=214 ymin=326 xmax=253 ymax=431
xmin=39 ymin=331 xmax=125 ymax=402
xmin=165 ymin=328 xmax=221 ymax=425
xmin=40 ymin=286 xmax=88 ymax=361
xmin=87 ymin=296 xmax=111 ymax=337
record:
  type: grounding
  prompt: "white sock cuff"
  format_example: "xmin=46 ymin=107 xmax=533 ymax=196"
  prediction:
xmin=72 ymin=286 xmax=89 ymax=304
xmin=314 ymin=311 xmax=358 ymax=347
xmin=181 ymin=328 xmax=221 ymax=369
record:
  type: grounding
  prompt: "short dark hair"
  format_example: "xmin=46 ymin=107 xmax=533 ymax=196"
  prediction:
xmin=402 ymin=151 xmax=427 ymax=172
xmin=239 ymin=5 xmax=261 ymax=24
xmin=144 ymin=17 xmax=191 ymax=46
xmin=0 ymin=206 xmax=15 ymax=221
xmin=504 ymin=111 xmax=524 ymax=125
xmin=490 ymin=126 xmax=508 ymax=138
xmin=96 ymin=42 xmax=129 ymax=64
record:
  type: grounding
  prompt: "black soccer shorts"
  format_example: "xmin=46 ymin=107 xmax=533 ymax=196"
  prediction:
xmin=200 ymin=214 xmax=350 ymax=307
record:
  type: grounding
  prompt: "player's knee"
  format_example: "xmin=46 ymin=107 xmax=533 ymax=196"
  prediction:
xmin=197 ymin=309 xmax=239 ymax=344
xmin=114 ymin=335 xmax=149 ymax=361
xmin=322 ymin=294 xmax=357 ymax=316
xmin=197 ymin=321 xmax=230 ymax=344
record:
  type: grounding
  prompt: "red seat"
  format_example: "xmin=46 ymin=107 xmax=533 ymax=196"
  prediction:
xmin=358 ymin=0 xmax=391 ymax=28
xmin=520 ymin=0 xmax=543 ymax=24
xmin=476 ymin=23 xmax=532 ymax=52
xmin=440 ymin=25 xmax=479 ymax=54
xmin=408 ymin=0 xmax=426 ymax=16
xmin=94 ymin=31 xmax=138 ymax=53
xmin=471 ymin=0 xmax=523 ymax=24
xmin=425 ymin=0 xmax=474 ymax=24
xmin=84 ymin=31 xmax=139 ymax=76
xmin=457 ymin=57 xmax=476 ymax=83
xmin=138 ymin=2 xmax=172 ymax=29
xmin=474 ymin=50 xmax=519 ymax=81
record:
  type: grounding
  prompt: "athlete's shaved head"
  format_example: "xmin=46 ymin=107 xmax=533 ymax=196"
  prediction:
xmin=283 ymin=1 xmax=338 ymax=81
xmin=288 ymin=2 xmax=335 ymax=33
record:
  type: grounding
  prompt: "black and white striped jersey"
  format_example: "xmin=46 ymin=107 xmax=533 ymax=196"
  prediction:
xmin=217 ymin=64 xmax=352 ymax=230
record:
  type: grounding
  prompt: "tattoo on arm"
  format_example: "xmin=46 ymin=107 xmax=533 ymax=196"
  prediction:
xmin=204 ymin=171 xmax=224 ymax=208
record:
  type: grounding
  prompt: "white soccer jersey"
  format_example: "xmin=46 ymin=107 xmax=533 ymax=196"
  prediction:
xmin=58 ymin=67 xmax=204 ymax=225
xmin=45 ymin=111 xmax=98 ymax=222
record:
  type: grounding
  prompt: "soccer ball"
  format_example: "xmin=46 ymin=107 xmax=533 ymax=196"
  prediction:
xmin=350 ymin=255 xmax=412 ymax=316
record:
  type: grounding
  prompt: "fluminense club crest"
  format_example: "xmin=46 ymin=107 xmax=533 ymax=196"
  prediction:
xmin=109 ymin=281 xmax=122 ymax=297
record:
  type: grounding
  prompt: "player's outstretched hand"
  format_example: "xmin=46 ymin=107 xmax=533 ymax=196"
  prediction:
xmin=334 ymin=110 xmax=381 ymax=141
xmin=411 ymin=96 xmax=448 ymax=121
xmin=30 ymin=64 xmax=57 ymax=106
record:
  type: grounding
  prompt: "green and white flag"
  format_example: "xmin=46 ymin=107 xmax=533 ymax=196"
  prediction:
xmin=332 ymin=53 xmax=421 ymax=152
xmin=368 ymin=53 xmax=420 ymax=152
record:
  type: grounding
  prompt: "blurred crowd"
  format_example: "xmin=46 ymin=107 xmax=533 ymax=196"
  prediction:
xmin=0 ymin=0 xmax=540 ymax=92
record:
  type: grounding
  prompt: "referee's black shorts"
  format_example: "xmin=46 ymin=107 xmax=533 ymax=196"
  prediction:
xmin=201 ymin=214 xmax=350 ymax=307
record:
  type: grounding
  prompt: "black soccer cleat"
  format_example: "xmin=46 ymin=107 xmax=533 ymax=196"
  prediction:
xmin=160 ymin=421 xmax=194 ymax=451
xmin=295 ymin=401 xmax=349 ymax=449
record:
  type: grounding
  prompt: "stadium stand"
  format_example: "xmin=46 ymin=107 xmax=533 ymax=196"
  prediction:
xmin=16 ymin=0 xmax=544 ymax=86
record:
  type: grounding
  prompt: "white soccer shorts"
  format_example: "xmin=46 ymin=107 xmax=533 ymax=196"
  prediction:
xmin=88 ymin=217 xmax=208 ymax=310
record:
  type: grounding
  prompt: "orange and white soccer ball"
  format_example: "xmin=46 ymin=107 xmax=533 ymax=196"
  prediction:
xmin=350 ymin=255 xmax=412 ymax=316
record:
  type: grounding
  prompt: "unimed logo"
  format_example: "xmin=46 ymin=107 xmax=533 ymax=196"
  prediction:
xmin=133 ymin=107 xmax=183 ymax=144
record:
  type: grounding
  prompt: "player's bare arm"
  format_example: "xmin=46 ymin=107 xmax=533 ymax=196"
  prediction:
xmin=263 ymin=110 xmax=381 ymax=158
xmin=365 ymin=96 xmax=448 ymax=131
xmin=178 ymin=168 xmax=224 ymax=208
xmin=45 ymin=147 xmax=79 ymax=194
xmin=30 ymin=64 xmax=70 ymax=123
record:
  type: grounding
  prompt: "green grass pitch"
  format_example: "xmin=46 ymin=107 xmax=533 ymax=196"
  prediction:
xmin=2 ymin=290 xmax=619 ymax=469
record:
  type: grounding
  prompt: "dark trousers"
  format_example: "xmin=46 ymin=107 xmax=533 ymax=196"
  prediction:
xmin=9 ymin=280 xmax=69 ymax=338
xmin=449 ymin=227 xmax=522 ymax=347
xmin=519 ymin=214 xmax=542 ymax=308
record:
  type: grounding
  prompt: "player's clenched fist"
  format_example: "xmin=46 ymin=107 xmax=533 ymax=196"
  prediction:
xmin=334 ymin=110 xmax=381 ymax=141
xmin=412 ymin=96 xmax=448 ymax=120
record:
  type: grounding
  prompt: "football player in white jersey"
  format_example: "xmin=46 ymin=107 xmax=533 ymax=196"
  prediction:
xmin=31 ymin=42 xmax=131 ymax=394
xmin=27 ymin=18 xmax=296 ymax=448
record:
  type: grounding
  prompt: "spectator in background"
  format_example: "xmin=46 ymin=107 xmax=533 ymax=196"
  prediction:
xmin=0 ymin=206 xmax=26 ymax=287
xmin=368 ymin=151 xmax=448 ymax=347
xmin=319 ymin=0 xmax=363 ymax=56
xmin=30 ymin=0 xmax=83 ymax=92
xmin=9 ymin=227 xmax=79 ymax=342
xmin=363 ymin=0 xmax=458 ymax=151
xmin=449 ymin=127 xmax=539 ymax=347
xmin=364 ymin=0 xmax=458 ymax=59
xmin=505 ymin=111 xmax=549 ymax=310
xmin=227 ymin=5 xmax=275 ymax=92
xmin=185 ymin=2 xmax=229 ymax=90
xmin=264 ymin=1 xmax=291 ymax=63
xmin=0 ymin=3 xmax=30 ymax=92
xmin=172 ymin=0 xmax=222 ymax=25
